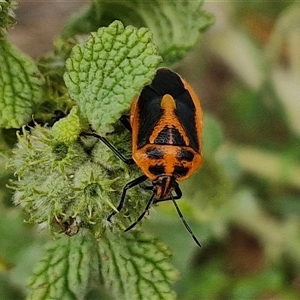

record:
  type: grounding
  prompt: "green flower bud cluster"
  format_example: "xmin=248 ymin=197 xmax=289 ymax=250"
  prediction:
xmin=7 ymin=112 xmax=149 ymax=236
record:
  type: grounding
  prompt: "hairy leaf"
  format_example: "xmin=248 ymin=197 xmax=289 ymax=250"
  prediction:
xmin=64 ymin=20 xmax=161 ymax=134
xmin=100 ymin=231 xmax=179 ymax=300
xmin=0 ymin=40 xmax=45 ymax=128
xmin=28 ymin=231 xmax=178 ymax=300
xmin=27 ymin=232 xmax=99 ymax=300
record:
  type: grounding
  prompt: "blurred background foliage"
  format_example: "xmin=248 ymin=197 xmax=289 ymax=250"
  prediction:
xmin=1 ymin=1 xmax=300 ymax=299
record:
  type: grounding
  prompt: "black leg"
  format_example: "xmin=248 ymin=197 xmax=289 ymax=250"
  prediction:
xmin=119 ymin=115 xmax=132 ymax=132
xmin=107 ymin=175 xmax=148 ymax=222
xmin=124 ymin=193 xmax=155 ymax=232
xmin=124 ymin=185 xmax=201 ymax=247
xmin=140 ymin=184 xmax=154 ymax=191
xmin=81 ymin=132 xmax=135 ymax=165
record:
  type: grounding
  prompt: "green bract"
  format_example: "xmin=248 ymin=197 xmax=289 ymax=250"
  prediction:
xmin=52 ymin=106 xmax=84 ymax=144
xmin=64 ymin=20 xmax=162 ymax=134
xmin=0 ymin=40 xmax=45 ymax=128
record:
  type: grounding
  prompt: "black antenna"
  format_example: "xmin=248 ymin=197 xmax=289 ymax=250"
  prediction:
xmin=171 ymin=196 xmax=201 ymax=247
xmin=123 ymin=187 xmax=201 ymax=247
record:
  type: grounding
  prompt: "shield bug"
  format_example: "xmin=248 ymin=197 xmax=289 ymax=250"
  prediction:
xmin=84 ymin=68 xmax=203 ymax=246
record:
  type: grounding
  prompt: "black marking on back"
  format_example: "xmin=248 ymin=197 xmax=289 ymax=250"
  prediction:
xmin=136 ymin=84 xmax=163 ymax=149
xmin=154 ymin=125 xmax=186 ymax=146
xmin=149 ymin=68 xmax=187 ymax=95
xmin=146 ymin=147 xmax=164 ymax=159
xmin=174 ymin=166 xmax=189 ymax=177
xmin=176 ymin=149 xmax=194 ymax=162
xmin=148 ymin=165 xmax=165 ymax=176
xmin=175 ymin=91 xmax=199 ymax=152
xmin=136 ymin=68 xmax=200 ymax=152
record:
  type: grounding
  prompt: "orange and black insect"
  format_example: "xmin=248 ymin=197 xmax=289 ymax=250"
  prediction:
xmin=84 ymin=68 xmax=203 ymax=246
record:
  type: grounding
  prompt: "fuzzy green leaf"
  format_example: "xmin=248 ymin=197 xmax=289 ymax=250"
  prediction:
xmin=28 ymin=231 xmax=178 ymax=300
xmin=27 ymin=232 xmax=99 ymax=300
xmin=0 ymin=0 xmax=18 ymax=37
xmin=64 ymin=20 xmax=162 ymax=134
xmin=0 ymin=40 xmax=45 ymax=128
xmin=62 ymin=0 xmax=214 ymax=66
xmin=100 ymin=231 xmax=179 ymax=300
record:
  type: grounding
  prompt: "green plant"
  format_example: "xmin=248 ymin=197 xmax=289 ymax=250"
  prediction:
xmin=0 ymin=1 xmax=214 ymax=299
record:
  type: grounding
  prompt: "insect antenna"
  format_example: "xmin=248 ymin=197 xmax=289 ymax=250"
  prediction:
xmin=171 ymin=194 xmax=201 ymax=247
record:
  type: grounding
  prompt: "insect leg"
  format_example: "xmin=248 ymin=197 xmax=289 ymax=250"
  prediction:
xmin=140 ymin=184 xmax=153 ymax=191
xmin=119 ymin=115 xmax=132 ymax=132
xmin=107 ymin=175 xmax=148 ymax=222
xmin=81 ymin=132 xmax=134 ymax=165
xmin=124 ymin=193 xmax=155 ymax=232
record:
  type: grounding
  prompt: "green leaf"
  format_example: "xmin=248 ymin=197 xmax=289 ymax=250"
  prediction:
xmin=0 ymin=0 xmax=18 ymax=37
xmin=0 ymin=40 xmax=45 ymax=128
xmin=63 ymin=0 xmax=214 ymax=66
xmin=28 ymin=231 xmax=179 ymax=300
xmin=27 ymin=232 xmax=99 ymax=300
xmin=64 ymin=20 xmax=162 ymax=134
xmin=100 ymin=231 xmax=179 ymax=300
